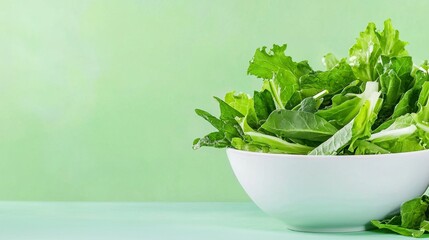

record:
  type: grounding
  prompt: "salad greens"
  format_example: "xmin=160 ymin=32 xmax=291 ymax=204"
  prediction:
xmin=192 ymin=19 xmax=429 ymax=237
xmin=193 ymin=19 xmax=429 ymax=156
xmin=372 ymin=189 xmax=429 ymax=238
xmin=193 ymin=19 xmax=429 ymax=237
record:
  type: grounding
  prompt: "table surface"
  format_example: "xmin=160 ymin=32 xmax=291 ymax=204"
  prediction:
xmin=0 ymin=202 xmax=425 ymax=240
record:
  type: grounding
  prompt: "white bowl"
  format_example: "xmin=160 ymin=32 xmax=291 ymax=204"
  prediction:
xmin=226 ymin=148 xmax=429 ymax=233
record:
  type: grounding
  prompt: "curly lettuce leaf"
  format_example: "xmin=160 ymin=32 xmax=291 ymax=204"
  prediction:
xmin=224 ymin=92 xmax=258 ymax=128
xmin=349 ymin=19 xmax=408 ymax=82
xmin=247 ymin=44 xmax=312 ymax=79
xmin=322 ymin=53 xmax=339 ymax=70
xmin=354 ymin=140 xmax=390 ymax=155
xmin=248 ymin=44 xmax=314 ymax=109
xmin=266 ymin=69 xmax=299 ymax=109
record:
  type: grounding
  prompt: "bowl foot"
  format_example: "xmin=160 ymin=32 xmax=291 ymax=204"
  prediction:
xmin=287 ymin=225 xmax=366 ymax=233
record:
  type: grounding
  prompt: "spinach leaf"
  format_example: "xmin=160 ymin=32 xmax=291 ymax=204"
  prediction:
xmin=261 ymin=110 xmax=338 ymax=141
xmin=194 ymin=109 xmax=241 ymax=139
xmin=392 ymin=88 xmax=420 ymax=118
xmin=299 ymin=60 xmax=355 ymax=99
xmin=401 ymin=196 xmax=429 ymax=229
xmin=294 ymin=97 xmax=323 ymax=113
xmin=371 ymin=192 xmax=429 ymax=238
xmin=330 ymin=80 xmax=362 ymax=106
xmin=214 ymin=96 xmax=244 ymax=121
xmin=231 ymin=138 xmax=270 ymax=153
xmin=193 ymin=132 xmax=229 ymax=149
xmin=192 ymin=109 xmax=242 ymax=150
xmin=316 ymin=81 xmax=379 ymax=127
xmin=371 ymin=219 xmax=426 ymax=238
xmin=375 ymin=56 xmax=413 ymax=126
xmin=236 ymin=131 xmax=313 ymax=154
xmin=292 ymin=90 xmax=328 ymax=113
xmin=253 ymin=90 xmax=276 ymax=123
xmin=193 ymin=97 xmax=247 ymax=150
xmin=310 ymin=82 xmax=382 ymax=155
xmin=236 ymin=116 xmax=314 ymax=154
xmin=391 ymin=64 xmax=429 ymax=118
xmin=317 ymin=97 xmax=362 ymax=127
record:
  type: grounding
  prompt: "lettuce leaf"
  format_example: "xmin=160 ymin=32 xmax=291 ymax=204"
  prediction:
xmin=349 ymin=19 xmax=408 ymax=82
xmin=309 ymin=82 xmax=382 ymax=155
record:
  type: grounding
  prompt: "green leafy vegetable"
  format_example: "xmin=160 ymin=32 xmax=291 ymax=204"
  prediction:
xmin=354 ymin=140 xmax=390 ymax=154
xmin=316 ymin=81 xmax=381 ymax=127
xmin=309 ymin=82 xmax=382 ymax=155
xmin=299 ymin=59 xmax=355 ymax=99
xmin=247 ymin=44 xmax=312 ymax=109
xmin=294 ymin=97 xmax=322 ymax=113
xmin=375 ymin=56 xmax=413 ymax=126
xmin=253 ymin=90 xmax=276 ymax=124
xmin=401 ymin=196 xmax=429 ymax=229
xmin=371 ymin=218 xmax=426 ymax=238
xmin=192 ymin=108 xmax=242 ymax=150
xmin=235 ymin=115 xmax=314 ymax=154
xmin=262 ymin=110 xmax=338 ymax=141
xmin=194 ymin=19 xmax=429 ymax=157
xmin=322 ymin=53 xmax=339 ymax=70
xmin=371 ymin=191 xmax=429 ymax=238
xmin=224 ymin=92 xmax=258 ymax=128
xmin=369 ymin=114 xmax=416 ymax=143
xmin=195 ymin=20 xmax=429 ymax=236
xmin=348 ymin=19 xmax=408 ymax=82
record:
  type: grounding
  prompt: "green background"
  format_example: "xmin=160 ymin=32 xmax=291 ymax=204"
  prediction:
xmin=1 ymin=0 xmax=428 ymax=201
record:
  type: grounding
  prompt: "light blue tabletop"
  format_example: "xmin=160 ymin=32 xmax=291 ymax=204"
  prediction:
xmin=0 ymin=202 xmax=424 ymax=239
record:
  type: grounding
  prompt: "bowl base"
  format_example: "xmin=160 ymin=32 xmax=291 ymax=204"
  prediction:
xmin=287 ymin=225 xmax=366 ymax=233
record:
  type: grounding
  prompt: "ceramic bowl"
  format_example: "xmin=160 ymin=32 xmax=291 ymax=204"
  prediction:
xmin=226 ymin=148 xmax=429 ymax=232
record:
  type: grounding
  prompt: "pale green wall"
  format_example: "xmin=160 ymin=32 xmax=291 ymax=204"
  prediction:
xmin=0 ymin=0 xmax=428 ymax=201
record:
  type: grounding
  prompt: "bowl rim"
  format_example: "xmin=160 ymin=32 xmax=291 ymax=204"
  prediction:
xmin=226 ymin=147 xmax=429 ymax=159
